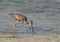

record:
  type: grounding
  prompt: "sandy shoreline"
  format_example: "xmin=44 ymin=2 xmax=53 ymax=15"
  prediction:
xmin=0 ymin=35 xmax=59 ymax=42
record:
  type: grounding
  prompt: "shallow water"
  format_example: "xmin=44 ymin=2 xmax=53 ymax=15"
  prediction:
xmin=0 ymin=0 xmax=60 ymax=36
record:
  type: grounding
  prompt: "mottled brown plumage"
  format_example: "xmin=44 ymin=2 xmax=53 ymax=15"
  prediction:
xmin=8 ymin=13 xmax=34 ymax=32
xmin=8 ymin=13 xmax=27 ymax=23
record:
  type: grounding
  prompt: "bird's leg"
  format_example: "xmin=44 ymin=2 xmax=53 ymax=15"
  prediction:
xmin=13 ymin=21 xmax=19 ymax=36
xmin=13 ymin=21 xmax=19 ymax=31
xmin=20 ymin=21 xmax=25 ymax=27
xmin=15 ymin=21 xmax=19 ymax=27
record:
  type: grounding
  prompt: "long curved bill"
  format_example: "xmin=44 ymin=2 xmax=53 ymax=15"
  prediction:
xmin=30 ymin=23 xmax=34 ymax=33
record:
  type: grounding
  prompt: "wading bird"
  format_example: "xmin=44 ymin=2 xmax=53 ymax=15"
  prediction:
xmin=8 ymin=13 xmax=34 ymax=32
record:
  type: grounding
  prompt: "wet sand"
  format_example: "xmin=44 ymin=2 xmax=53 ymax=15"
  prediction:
xmin=0 ymin=34 xmax=59 ymax=42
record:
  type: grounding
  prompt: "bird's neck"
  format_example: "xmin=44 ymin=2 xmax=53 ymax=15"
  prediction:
xmin=22 ymin=21 xmax=29 ymax=24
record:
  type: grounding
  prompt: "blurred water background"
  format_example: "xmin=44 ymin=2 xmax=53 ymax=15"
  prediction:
xmin=0 ymin=0 xmax=60 ymax=36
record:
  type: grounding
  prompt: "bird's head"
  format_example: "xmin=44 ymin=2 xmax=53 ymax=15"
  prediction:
xmin=27 ymin=20 xmax=33 ymax=27
xmin=28 ymin=20 xmax=34 ymax=32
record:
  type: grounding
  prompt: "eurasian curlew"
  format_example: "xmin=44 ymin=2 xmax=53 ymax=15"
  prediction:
xmin=8 ymin=13 xmax=34 ymax=32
